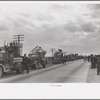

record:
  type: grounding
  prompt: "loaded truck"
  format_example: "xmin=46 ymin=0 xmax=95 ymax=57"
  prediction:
xmin=53 ymin=49 xmax=63 ymax=64
xmin=52 ymin=49 xmax=83 ymax=64
xmin=27 ymin=46 xmax=47 ymax=69
xmin=0 ymin=41 xmax=24 ymax=77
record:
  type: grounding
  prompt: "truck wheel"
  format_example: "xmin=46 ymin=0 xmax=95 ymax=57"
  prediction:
xmin=34 ymin=62 xmax=39 ymax=70
xmin=0 ymin=67 xmax=3 ymax=78
xmin=16 ymin=67 xmax=24 ymax=74
xmin=43 ymin=64 xmax=46 ymax=68
xmin=35 ymin=63 xmax=38 ymax=70
xmin=35 ymin=67 xmax=38 ymax=70
xmin=19 ymin=67 xmax=24 ymax=74
xmin=16 ymin=70 xmax=19 ymax=74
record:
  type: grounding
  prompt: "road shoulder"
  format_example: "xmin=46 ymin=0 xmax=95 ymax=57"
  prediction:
xmin=87 ymin=62 xmax=100 ymax=83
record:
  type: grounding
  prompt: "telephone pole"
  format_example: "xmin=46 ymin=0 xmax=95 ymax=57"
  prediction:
xmin=13 ymin=34 xmax=24 ymax=55
xmin=50 ymin=48 xmax=55 ymax=58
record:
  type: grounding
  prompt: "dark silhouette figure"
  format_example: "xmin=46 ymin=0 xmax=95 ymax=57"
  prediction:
xmin=22 ymin=53 xmax=29 ymax=74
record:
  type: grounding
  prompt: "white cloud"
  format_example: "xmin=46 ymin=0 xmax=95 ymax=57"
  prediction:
xmin=0 ymin=2 xmax=99 ymax=55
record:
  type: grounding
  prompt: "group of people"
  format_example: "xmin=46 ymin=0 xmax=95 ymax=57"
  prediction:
xmin=87 ymin=54 xmax=100 ymax=75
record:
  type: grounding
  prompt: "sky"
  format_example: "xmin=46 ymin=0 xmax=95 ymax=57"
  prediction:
xmin=0 ymin=2 xmax=100 ymax=56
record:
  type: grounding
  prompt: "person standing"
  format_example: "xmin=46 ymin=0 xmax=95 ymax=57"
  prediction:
xmin=22 ymin=53 xmax=29 ymax=74
xmin=63 ymin=56 xmax=67 ymax=64
xmin=90 ymin=54 xmax=95 ymax=69
xmin=97 ymin=57 xmax=100 ymax=75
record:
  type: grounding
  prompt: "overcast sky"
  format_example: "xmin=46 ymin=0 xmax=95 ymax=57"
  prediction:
xmin=0 ymin=2 xmax=100 ymax=56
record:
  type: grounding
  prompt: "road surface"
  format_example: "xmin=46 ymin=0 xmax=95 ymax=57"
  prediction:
xmin=0 ymin=59 xmax=90 ymax=83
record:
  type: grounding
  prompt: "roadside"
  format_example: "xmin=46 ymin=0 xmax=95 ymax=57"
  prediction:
xmin=0 ymin=59 xmax=86 ymax=83
xmin=1 ymin=60 xmax=70 ymax=79
xmin=64 ymin=60 xmax=90 ymax=83
xmin=1 ymin=60 xmax=76 ymax=79
xmin=2 ymin=62 xmax=53 ymax=79
xmin=87 ymin=62 xmax=100 ymax=83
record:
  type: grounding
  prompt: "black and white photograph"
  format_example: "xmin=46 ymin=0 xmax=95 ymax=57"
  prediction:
xmin=0 ymin=1 xmax=100 ymax=83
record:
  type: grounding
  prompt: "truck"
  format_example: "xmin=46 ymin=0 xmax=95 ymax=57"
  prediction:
xmin=53 ymin=49 xmax=63 ymax=64
xmin=0 ymin=41 xmax=24 ymax=77
xmin=27 ymin=46 xmax=47 ymax=69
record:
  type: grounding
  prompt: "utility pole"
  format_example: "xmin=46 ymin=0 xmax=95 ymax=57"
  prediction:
xmin=50 ymin=48 xmax=55 ymax=58
xmin=4 ymin=41 xmax=6 ymax=51
xmin=4 ymin=41 xmax=6 ymax=46
xmin=13 ymin=34 xmax=24 ymax=55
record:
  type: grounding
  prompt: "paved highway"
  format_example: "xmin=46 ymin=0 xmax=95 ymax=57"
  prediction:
xmin=0 ymin=59 xmax=90 ymax=83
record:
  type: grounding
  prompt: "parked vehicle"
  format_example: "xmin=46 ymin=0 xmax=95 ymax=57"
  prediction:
xmin=53 ymin=49 xmax=63 ymax=64
xmin=28 ymin=46 xmax=47 ymax=69
xmin=0 ymin=41 xmax=24 ymax=77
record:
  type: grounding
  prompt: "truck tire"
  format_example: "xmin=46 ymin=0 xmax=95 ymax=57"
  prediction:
xmin=16 ymin=67 xmax=24 ymax=74
xmin=35 ymin=62 xmax=39 ymax=70
xmin=42 ymin=63 xmax=46 ymax=68
xmin=0 ymin=67 xmax=3 ymax=78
